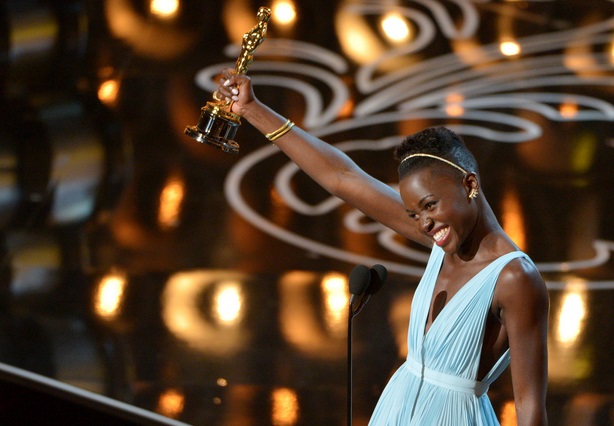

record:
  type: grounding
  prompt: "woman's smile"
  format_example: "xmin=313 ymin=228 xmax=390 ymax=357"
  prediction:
xmin=431 ymin=226 xmax=450 ymax=246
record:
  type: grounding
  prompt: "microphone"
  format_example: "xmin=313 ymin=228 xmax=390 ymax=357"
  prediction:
xmin=348 ymin=264 xmax=370 ymax=307
xmin=367 ymin=264 xmax=387 ymax=298
xmin=353 ymin=264 xmax=388 ymax=316
xmin=346 ymin=264 xmax=387 ymax=426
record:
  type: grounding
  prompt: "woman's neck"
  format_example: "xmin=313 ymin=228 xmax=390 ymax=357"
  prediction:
xmin=456 ymin=199 xmax=509 ymax=262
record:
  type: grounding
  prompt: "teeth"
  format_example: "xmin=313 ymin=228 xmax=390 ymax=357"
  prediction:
xmin=433 ymin=228 xmax=447 ymax=242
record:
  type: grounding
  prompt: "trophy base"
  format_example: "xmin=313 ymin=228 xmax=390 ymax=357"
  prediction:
xmin=184 ymin=125 xmax=240 ymax=154
xmin=184 ymin=103 xmax=241 ymax=154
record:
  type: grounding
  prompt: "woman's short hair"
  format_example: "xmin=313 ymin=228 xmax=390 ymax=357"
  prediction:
xmin=394 ymin=127 xmax=479 ymax=179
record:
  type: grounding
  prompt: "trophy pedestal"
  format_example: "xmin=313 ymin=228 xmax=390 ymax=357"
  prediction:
xmin=184 ymin=102 xmax=241 ymax=154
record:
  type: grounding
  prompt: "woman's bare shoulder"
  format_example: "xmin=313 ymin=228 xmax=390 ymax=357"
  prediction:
xmin=495 ymin=255 xmax=548 ymax=315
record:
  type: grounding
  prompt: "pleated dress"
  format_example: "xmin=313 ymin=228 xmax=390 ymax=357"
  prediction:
xmin=369 ymin=245 xmax=530 ymax=425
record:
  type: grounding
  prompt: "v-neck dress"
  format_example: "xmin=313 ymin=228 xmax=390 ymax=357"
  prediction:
xmin=369 ymin=245 xmax=530 ymax=425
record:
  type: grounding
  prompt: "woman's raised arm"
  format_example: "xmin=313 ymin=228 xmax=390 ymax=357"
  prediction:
xmin=217 ymin=69 xmax=430 ymax=247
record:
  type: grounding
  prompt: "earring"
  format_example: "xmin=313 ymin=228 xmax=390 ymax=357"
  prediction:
xmin=468 ymin=188 xmax=478 ymax=199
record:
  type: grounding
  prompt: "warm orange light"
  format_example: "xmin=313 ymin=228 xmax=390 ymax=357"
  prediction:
xmin=98 ymin=79 xmax=120 ymax=105
xmin=158 ymin=175 xmax=185 ymax=229
xmin=380 ymin=12 xmax=411 ymax=43
xmin=150 ymin=0 xmax=179 ymax=19
xmin=271 ymin=387 xmax=299 ymax=425
xmin=336 ymin=9 xmax=385 ymax=64
xmin=556 ymin=281 xmax=587 ymax=346
xmin=500 ymin=40 xmax=521 ymax=56
xmin=162 ymin=271 xmax=248 ymax=355
xmin=499 ymin=400 xmax=517 ymax=426
xmin=321 ymin=272 xmax=349 ymax=336
xmin=501 ymin=186 xmax=527 ymax=251
xmin=272 ymin=0 xmax=297 ymax=25
xmin=94 ymin=272 xmax=127 ymax=319
xmin=560 ymin=100 xmax=579 ymax=119
xmin=212 ymin=282 xmax=244 ymax=325
xmin=156 ymin=388 xmax=185 ymax=419
xmin=445 ymin=104 xmax=464 ymax=117
xmin=445 ymin=93 xmax=465 ymax=117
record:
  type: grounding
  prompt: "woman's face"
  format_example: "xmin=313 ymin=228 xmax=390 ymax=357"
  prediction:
xmin=399 ymin=167 xmax=477 ymax=254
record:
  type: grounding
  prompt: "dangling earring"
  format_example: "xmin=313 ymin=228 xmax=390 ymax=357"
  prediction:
xmin=468 ymin=188 xmax=478 ymax=199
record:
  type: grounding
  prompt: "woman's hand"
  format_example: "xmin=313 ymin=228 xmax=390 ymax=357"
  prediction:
xmin=215 ymin=68 xmax=256 ymax=117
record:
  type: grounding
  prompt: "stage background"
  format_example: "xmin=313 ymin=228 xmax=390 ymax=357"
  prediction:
xmin=0 ymin=0 xmax=613 ymax=424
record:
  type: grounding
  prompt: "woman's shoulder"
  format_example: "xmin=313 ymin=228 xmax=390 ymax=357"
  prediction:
xmin=495 ymin=252 xmax=548 ymax=308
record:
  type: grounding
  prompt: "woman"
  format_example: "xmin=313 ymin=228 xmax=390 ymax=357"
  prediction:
xmin=215 ymin=69 xmax=549 ymax=425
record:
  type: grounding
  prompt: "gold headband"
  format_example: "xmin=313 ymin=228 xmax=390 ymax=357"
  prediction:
xmin=400 ymin=153 xmax=467 ymax=175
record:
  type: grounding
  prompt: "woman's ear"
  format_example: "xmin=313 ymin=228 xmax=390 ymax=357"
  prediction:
xmin=464 ymin=173 xmax=479 ymax=200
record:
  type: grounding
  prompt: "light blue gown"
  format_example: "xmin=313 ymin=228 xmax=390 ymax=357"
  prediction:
xmin=369 ymin=245 xmax=529 ymax=425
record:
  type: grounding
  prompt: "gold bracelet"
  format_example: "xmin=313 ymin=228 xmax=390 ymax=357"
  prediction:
xmin=265 ymin=119 xmax=295 ymax=142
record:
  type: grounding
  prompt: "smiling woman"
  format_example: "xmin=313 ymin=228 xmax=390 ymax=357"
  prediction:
xmin=373 ymin=127 xmax=549 ymax=425
xmin=395 ymin=127 xmax=481 ymax=252
xmin=215 ymin=67 xmax=550 ymax=425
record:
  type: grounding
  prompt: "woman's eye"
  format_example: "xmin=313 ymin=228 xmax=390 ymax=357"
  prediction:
xmin=425 ymin=201 xmax=437 ymax=210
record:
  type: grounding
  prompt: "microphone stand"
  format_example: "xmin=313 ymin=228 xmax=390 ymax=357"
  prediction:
xmin=347 ymin=299 xmax=363 ymax=426
xmin=347 ymin=264 xmax=386 ymax=426
xmin=347 ymin=301 xmax=354 ymax=426
xmin=346 ymin=264 xmax=374 ymax=426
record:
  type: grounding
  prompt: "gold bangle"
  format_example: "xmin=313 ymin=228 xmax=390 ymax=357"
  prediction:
xmin=265 ymin=119 xmax=295 ymax=142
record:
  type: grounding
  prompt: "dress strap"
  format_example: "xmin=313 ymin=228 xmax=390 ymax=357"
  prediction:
xmin=485 ymin=250 xmax=529 ymax=278
xmin=406 ymin=356 xmax=490 ymax=396
xmin=482 ymin=348 xmax=511 ymax=386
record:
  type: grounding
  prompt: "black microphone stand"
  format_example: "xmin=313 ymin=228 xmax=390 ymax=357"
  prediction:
xmin=347 ymin=297 xmax=363 ymax=426
xmin=346 ymin=264 xmax=387 ymax=426
xmin=346 ymin=264 xmax=373 ymax=426
xmin=347 ymin=301 xmax=355 ymax=426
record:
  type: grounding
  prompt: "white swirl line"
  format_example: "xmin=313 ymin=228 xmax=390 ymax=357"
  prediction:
xmin=274 ymin=137 xmax=402 ymax=215
xmin=350 ymin=0 xmax=481 ymax=93
xmin=195 ymin=62 xmax=349 ymax=127
xmin=224 ymin=38 xmax=349 ymax=74
xmin=535 ymin=240 xmax=612 ymax=273
xmin=308 ymin=109 xmax=542 ymax=142
xmin=449 ymin=95 xmax=614 ymax=121
xmin=224 ymin=145 xmax=427 ymax=277
xmin=361 ymin=54 xmax=614 ymax=115
xmin=355 ymin=19 xmax=614 ymax=114
xmin=395 ymin=54 xmax=612 ymax=108
xmin=226 ymin=142 xmax=614 ymax=278
xmin=351 ymin=7 xmax=438 ymax=93
xmin=412 ymin=0 xmax=481 ymax=39
xmin=545 ymin=280 xmax=614 ymax=291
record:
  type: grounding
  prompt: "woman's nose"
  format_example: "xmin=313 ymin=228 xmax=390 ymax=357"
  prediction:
xmin=421 ymin=216 xmax=434 ymax=232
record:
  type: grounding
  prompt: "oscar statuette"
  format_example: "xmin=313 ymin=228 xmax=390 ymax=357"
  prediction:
xmin=184 ymin=6 xmax=271 ymax=154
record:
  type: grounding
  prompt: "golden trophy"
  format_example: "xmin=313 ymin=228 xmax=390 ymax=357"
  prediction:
xmin=184 ymin=6 xmax=271 ymax=154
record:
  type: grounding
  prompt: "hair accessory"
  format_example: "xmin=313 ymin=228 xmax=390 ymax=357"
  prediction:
xmin=265 ymin=119 xmax=295 ymax=142
xmin=468 ymin=188 xmax=478 ymax=199
xmin=400 ymin=153 xmax=467 ymax=175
